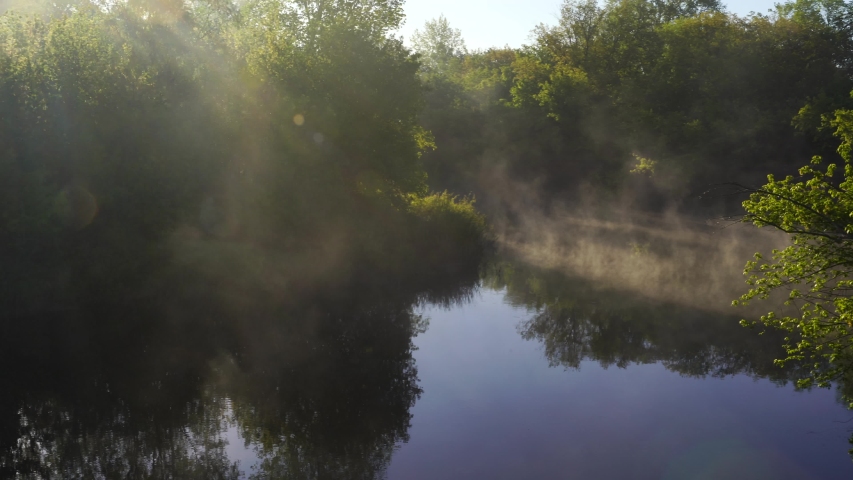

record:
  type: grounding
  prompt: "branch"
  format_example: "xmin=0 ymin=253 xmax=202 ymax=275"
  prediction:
xmin=724 ymin=182 xmax=851 ymax=236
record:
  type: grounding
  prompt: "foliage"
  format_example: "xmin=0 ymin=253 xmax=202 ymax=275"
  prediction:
xmin=630 ymin=154 xmax=657 ymax=175
xmin=0 ymin=257 xmax=479 ymax=479
xmin=410 ymin=14 xmax=466 ymax=73
xmin=242 ymin=0 xmax=404 ymax=49
xmin=408 ymin=192 xmax=484 ymax=229
xmin=737 ymin=102 xmax=853 ymax=402
xmin=416 ymin=0 xmax=853 ymax=215
xmin=0 ymin=4 xmax=231 ymax=306
xmin=406 ymin=192 xmax=491 ymax=273
xmin=0 ymin=0 xmax=490 ymax=314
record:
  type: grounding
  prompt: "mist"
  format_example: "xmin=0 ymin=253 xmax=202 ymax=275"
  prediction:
xmin=497 ymin=202 xmax=789 ymax=314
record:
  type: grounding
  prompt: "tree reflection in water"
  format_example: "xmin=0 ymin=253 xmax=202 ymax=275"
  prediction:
xmin=5 ymin=251 xmax=834 ymax=478
xmin=485 ymin=259 xmax=811 ymax=384
xmin=0 ymin=261 xmax=478 ymax=479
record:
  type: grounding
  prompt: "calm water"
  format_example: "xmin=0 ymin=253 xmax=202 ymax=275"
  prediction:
xmin=388 ymin=289 xmax=853 ymax=479
xmin=2 ymin=253 xmax=853 ymax=479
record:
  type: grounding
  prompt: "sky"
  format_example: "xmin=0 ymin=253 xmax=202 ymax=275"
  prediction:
xmin=396 ymin=0 xmax=783 ymax=51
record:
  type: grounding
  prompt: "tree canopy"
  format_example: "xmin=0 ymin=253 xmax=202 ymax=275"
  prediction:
xmin=415 ymin=0 xmax=853 ymax=216
xmin=410 ymin=14 xmax=466 ymax=73
xmin=0 ymin=0 xmax=489 ymax=314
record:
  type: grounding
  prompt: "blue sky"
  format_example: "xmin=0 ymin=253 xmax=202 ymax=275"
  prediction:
xmin=396 ymin=1 xmax=782 ymax=51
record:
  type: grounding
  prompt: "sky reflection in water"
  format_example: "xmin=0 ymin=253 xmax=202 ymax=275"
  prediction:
xmin=388 ymin=289 xmax=853 ymax=480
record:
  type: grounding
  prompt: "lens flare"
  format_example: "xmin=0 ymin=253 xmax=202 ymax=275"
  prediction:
xmin=293 ymin=114 xmax=305 ymax=126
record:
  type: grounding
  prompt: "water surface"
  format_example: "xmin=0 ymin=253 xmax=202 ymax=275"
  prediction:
xmin=2 ymin=252 xmax=852 ymax=479
xmin=388 ymin=288 xmax=853 ymax=479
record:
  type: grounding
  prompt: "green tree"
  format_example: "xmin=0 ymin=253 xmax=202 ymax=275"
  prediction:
xmin=410 ymin=14 xmax=467 ymax=73
xmin=0 ymin=0 xmax=489 ymax=315
xmin=242 ymin=0 xmax=403 ymax=52
xmin=737 ymin=101 xmax=853 ymax=401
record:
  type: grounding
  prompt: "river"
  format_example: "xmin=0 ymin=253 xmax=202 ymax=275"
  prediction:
xmin=2 ymin=232 xmax=852 ymax=478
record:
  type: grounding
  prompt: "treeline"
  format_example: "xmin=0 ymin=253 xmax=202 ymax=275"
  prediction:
xmin=415 ymin=0 xmax=853 ymax=215
xmin=409 ymin=0 xmax=853 ymax=400
xmin=0 ymin=0 xmax=489 ymax=314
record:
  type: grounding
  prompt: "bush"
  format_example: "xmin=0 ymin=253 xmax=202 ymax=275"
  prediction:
xmin=406 ymin=192 xmax=491 ymax=273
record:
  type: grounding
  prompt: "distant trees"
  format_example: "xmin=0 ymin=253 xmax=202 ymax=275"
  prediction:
xmin=410 ymin=14 xmax=467 ymax=73
xmin=416 ymin=0 xmax=853 ymax=215
xmin=241 ymin=0 xmax=404 ymax=50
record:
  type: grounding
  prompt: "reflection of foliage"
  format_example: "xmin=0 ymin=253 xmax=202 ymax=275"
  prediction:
xmin=486 ymin=259 xmax=806 ymax=383
xmin=0 ymin=258 xmax=479 ymax=479
xmin=226 ymin=300 xmax=424 ymax=480
xmin=0 ymin=306 xmax=242 ymax=479
xmin=5 ymin=396 xmax=239 ymax=479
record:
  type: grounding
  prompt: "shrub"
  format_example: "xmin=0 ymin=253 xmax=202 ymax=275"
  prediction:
xmin=406 ymin=192 xmax=491 ymax=273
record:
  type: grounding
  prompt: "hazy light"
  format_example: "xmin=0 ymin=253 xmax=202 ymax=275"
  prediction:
xmin=57 ymin=185 xmax=98 ymax=230
xmin=293 ymin=114 xmax=305 ymax=126
xmin=313 ymin=132 xmax=324 ymax=144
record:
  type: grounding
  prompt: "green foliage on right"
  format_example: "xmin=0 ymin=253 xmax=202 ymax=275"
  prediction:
xmin=737 ymin=98 xmax=853 ymax=403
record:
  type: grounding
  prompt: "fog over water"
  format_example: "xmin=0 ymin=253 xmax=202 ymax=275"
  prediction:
xmin=499 ymin=211 xmax=790 ymax=314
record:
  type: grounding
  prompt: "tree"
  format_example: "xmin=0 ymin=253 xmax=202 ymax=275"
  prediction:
xmin=243 ymin=0 xmax=403 ymax=52
xmin=409 ymin=14 xmax=467 ymax=73
xmin=554 ymin=0 xmax=604 ymax=67
xmin=776 ymin=0 xmax=849 ymax=25
xmin=736 ymin=101 xmax=853 ymax=401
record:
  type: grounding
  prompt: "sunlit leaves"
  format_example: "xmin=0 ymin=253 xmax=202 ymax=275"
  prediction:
xmin=739 ymin=105 xmax=853 ymax=401
xmin=242 ymin=0 xmax=402 ymax=52
xmin=410 ymin=15 xmax=466 ymax=74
